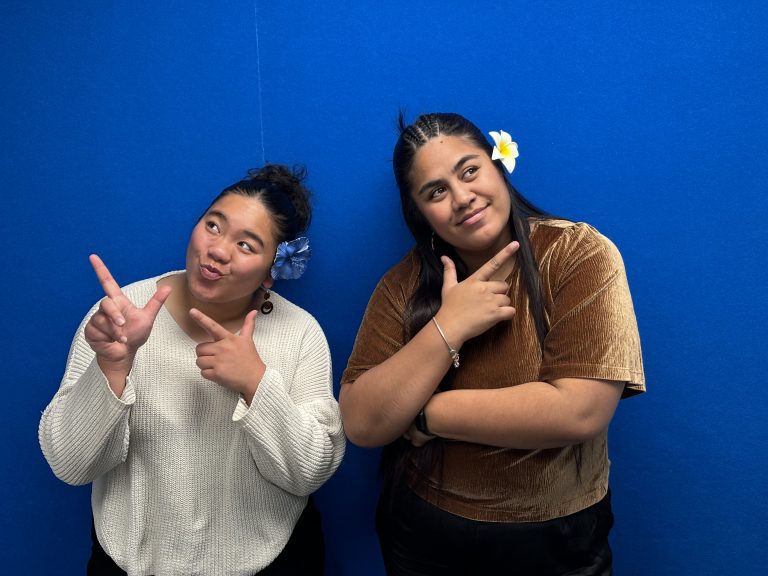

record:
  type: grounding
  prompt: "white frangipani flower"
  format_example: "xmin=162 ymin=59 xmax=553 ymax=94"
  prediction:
xmin=489 ymin=130 xmax=519 ymax=173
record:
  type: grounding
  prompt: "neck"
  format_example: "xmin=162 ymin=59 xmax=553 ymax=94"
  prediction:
xmin=456 ymin=230 xmax=515 ymax=279
xmin=460 ymin=252 xmax=515 ymax=280
xmin=190 ymin=294 xmax=258 ymax=325
xmin=178 ymin=273 xmax=261 ymax=327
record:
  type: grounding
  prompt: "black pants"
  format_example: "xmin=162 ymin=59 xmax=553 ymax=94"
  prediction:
xmin=87 ymin=497 xmax=325 ymax=575
xmin=376 ymin=487 xmax=614 ymax=576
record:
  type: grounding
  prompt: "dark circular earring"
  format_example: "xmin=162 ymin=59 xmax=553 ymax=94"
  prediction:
xmin=260 ymin=289 xmax=273 ymax=314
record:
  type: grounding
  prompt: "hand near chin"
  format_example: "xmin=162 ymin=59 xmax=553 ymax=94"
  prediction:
xmin=84 ymin=254 xmax=172 ymax=375
xmin=436 ymin=241 xmax=519 ymax=345
xmin=190 ymin=308 xmax=265 ymax=404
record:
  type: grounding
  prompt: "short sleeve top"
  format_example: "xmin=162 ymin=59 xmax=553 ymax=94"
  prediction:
xmin=341 ymin=220 xmax=644 ymax=522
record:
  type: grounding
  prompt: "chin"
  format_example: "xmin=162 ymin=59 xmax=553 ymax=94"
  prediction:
xmin=187 ymin=279 xmax=221 ymax=303
xmin=456 ymin=233 xmax=500 ymax=251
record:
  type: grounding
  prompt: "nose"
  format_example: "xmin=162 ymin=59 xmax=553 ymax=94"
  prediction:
xmin=451 ymin=184 xmax=476 ymax=210
xmin=207 ymin=238 xmax=231 ymax=264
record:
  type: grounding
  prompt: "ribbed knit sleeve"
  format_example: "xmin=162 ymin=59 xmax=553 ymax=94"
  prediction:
xmin=234 ymin=314 xmax=345 ymax=496
xmin=39 ymin=274 xmax=345 ymax=574
xmin=38 ymin=303 xmax=135 ymax=486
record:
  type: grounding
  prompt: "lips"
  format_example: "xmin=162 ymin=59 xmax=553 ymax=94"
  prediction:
xmin=200 ymin=264 xmax=223 ymax=281
xmin=458 ymin=206 xmax=486 ymax=226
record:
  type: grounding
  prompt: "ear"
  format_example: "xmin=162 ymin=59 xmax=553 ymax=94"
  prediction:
xmin=262 ymin=276 xmax=274 ymax=290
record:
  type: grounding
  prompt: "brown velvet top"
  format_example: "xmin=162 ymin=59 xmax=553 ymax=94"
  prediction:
xmin=342 ymin=219 xmax=645 ymax=522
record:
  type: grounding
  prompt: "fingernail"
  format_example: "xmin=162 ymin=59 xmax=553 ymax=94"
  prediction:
xmin=116 ymin=317 xmax=125 ymax=326
xmin=120 ymin=336 xmax=128 ymax=343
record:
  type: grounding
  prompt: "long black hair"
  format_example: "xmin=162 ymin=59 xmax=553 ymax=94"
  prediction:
xmin=394 ymin=112 xmax=550 ymax=349
xmin=382 ymin=112 xmax=558 ymax=495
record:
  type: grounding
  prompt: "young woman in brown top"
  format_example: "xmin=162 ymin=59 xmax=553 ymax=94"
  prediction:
xmin=340 ymin=112 xmax=644 ymax=575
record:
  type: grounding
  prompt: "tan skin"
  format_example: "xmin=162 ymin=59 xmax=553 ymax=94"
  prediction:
xmin=84 ymin=194 xmax=279 ymax=405
xmin=339 ymin=136 xmax=624 ymax=448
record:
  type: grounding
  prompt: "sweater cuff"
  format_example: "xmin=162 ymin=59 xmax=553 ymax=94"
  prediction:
xmin=82 ymin=360 xmax=136 ymax=410
xmin=232 ymin=366 xmax=273 ymax=422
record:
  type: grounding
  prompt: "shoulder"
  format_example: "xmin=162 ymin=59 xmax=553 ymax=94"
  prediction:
xmin=356 ymin=248 xmax=421 ymax=318
xmin=80 ymin=270 xmax=179 ymax=316
xmin=264 ymin=291 xmax=326 ymax=336
xmin=261 ymin=292 xmax=332 ymax=359
xmin=120 ymin=270 xmax=182 ymax=305
xmin=530 ymin=218 xmax=615 ymax=249
xmin=377 ymin=249 xmax=420 ymax=297
xmin=380 ymin=249 xmax=420 ymax=285
xmin=529 ymin=219 xmax=624 ymax=269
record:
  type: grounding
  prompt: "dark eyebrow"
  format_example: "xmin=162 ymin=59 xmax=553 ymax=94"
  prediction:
xmin=415 ymin=154 xmax=480 ymax=197
xmin=206 ymin=210 xmax=266 ymax=248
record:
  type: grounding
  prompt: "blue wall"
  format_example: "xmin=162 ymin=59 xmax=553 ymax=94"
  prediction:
xmin=4 ymin=2 xmax=767 ymax=574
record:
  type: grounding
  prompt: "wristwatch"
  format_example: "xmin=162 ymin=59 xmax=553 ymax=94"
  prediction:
xmin=415 ymin=408 xmax=432 ymax=436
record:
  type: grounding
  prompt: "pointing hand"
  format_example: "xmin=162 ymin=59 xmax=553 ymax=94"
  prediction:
xmin=84 ymin=255 xmax=172 ymax=365
xmin=190 ymin=308 xmax=265 ymax=404
xmin=436 ymin=241 xmax=519 ymax=347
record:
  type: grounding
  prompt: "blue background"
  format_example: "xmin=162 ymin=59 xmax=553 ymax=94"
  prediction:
xmin=3 ymin=1 xmax=767 ymax=574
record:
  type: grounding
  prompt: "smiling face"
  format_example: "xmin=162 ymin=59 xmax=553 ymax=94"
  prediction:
xmin=408 ymin=135 xmax=512 ymax=269
xmin=185 ymin=193 xmax=277 ymax=312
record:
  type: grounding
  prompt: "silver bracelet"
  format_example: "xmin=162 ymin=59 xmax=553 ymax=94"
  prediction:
xmin=431 ymin=317 xmax=460 ymax=368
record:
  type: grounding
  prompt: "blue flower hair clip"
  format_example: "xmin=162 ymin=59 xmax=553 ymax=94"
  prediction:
xmin=271 ymin=237 xmax=311 ymax=280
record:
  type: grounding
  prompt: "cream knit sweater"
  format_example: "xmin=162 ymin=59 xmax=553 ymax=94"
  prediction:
xmin=39 ymin=272 xmax=345 ymax=575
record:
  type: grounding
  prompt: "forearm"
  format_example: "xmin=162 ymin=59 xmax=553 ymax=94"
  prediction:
xmin=96 ymin=355 xmax=134 ymax=397
xmin=425 ymin=378 xmax=623 ymax=449
xmin=340 ymin=319 xmax=456 ymax=447
xmin=39 ymin=359 xmax=133 ymax=484
xmin=238 ymin=368 xmax=345 ymax=495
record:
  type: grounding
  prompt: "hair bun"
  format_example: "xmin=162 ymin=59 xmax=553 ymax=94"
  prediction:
xmin=247 ymin=164 xmax=313 ymax=237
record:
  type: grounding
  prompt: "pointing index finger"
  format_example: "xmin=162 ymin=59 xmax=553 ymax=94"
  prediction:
xmin=189 ymin=308 xmax=232 ymax=341
xmin=474 ymin=241 xmax=520 ymax=281
xmin=89 ymin=254 xmax=124 ymax=299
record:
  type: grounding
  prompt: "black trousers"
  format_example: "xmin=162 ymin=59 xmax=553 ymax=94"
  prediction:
xmin=376 ymin=487 xmax=614 ymax=576
xmin=87 ymin=497 xmax=325 ymax=575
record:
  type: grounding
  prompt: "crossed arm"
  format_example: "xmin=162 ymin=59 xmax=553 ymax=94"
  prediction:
xmin=340 ymin=242 xmax=624 ymax=449
xmin=340 ymin=336 xmax=623 ymax=450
